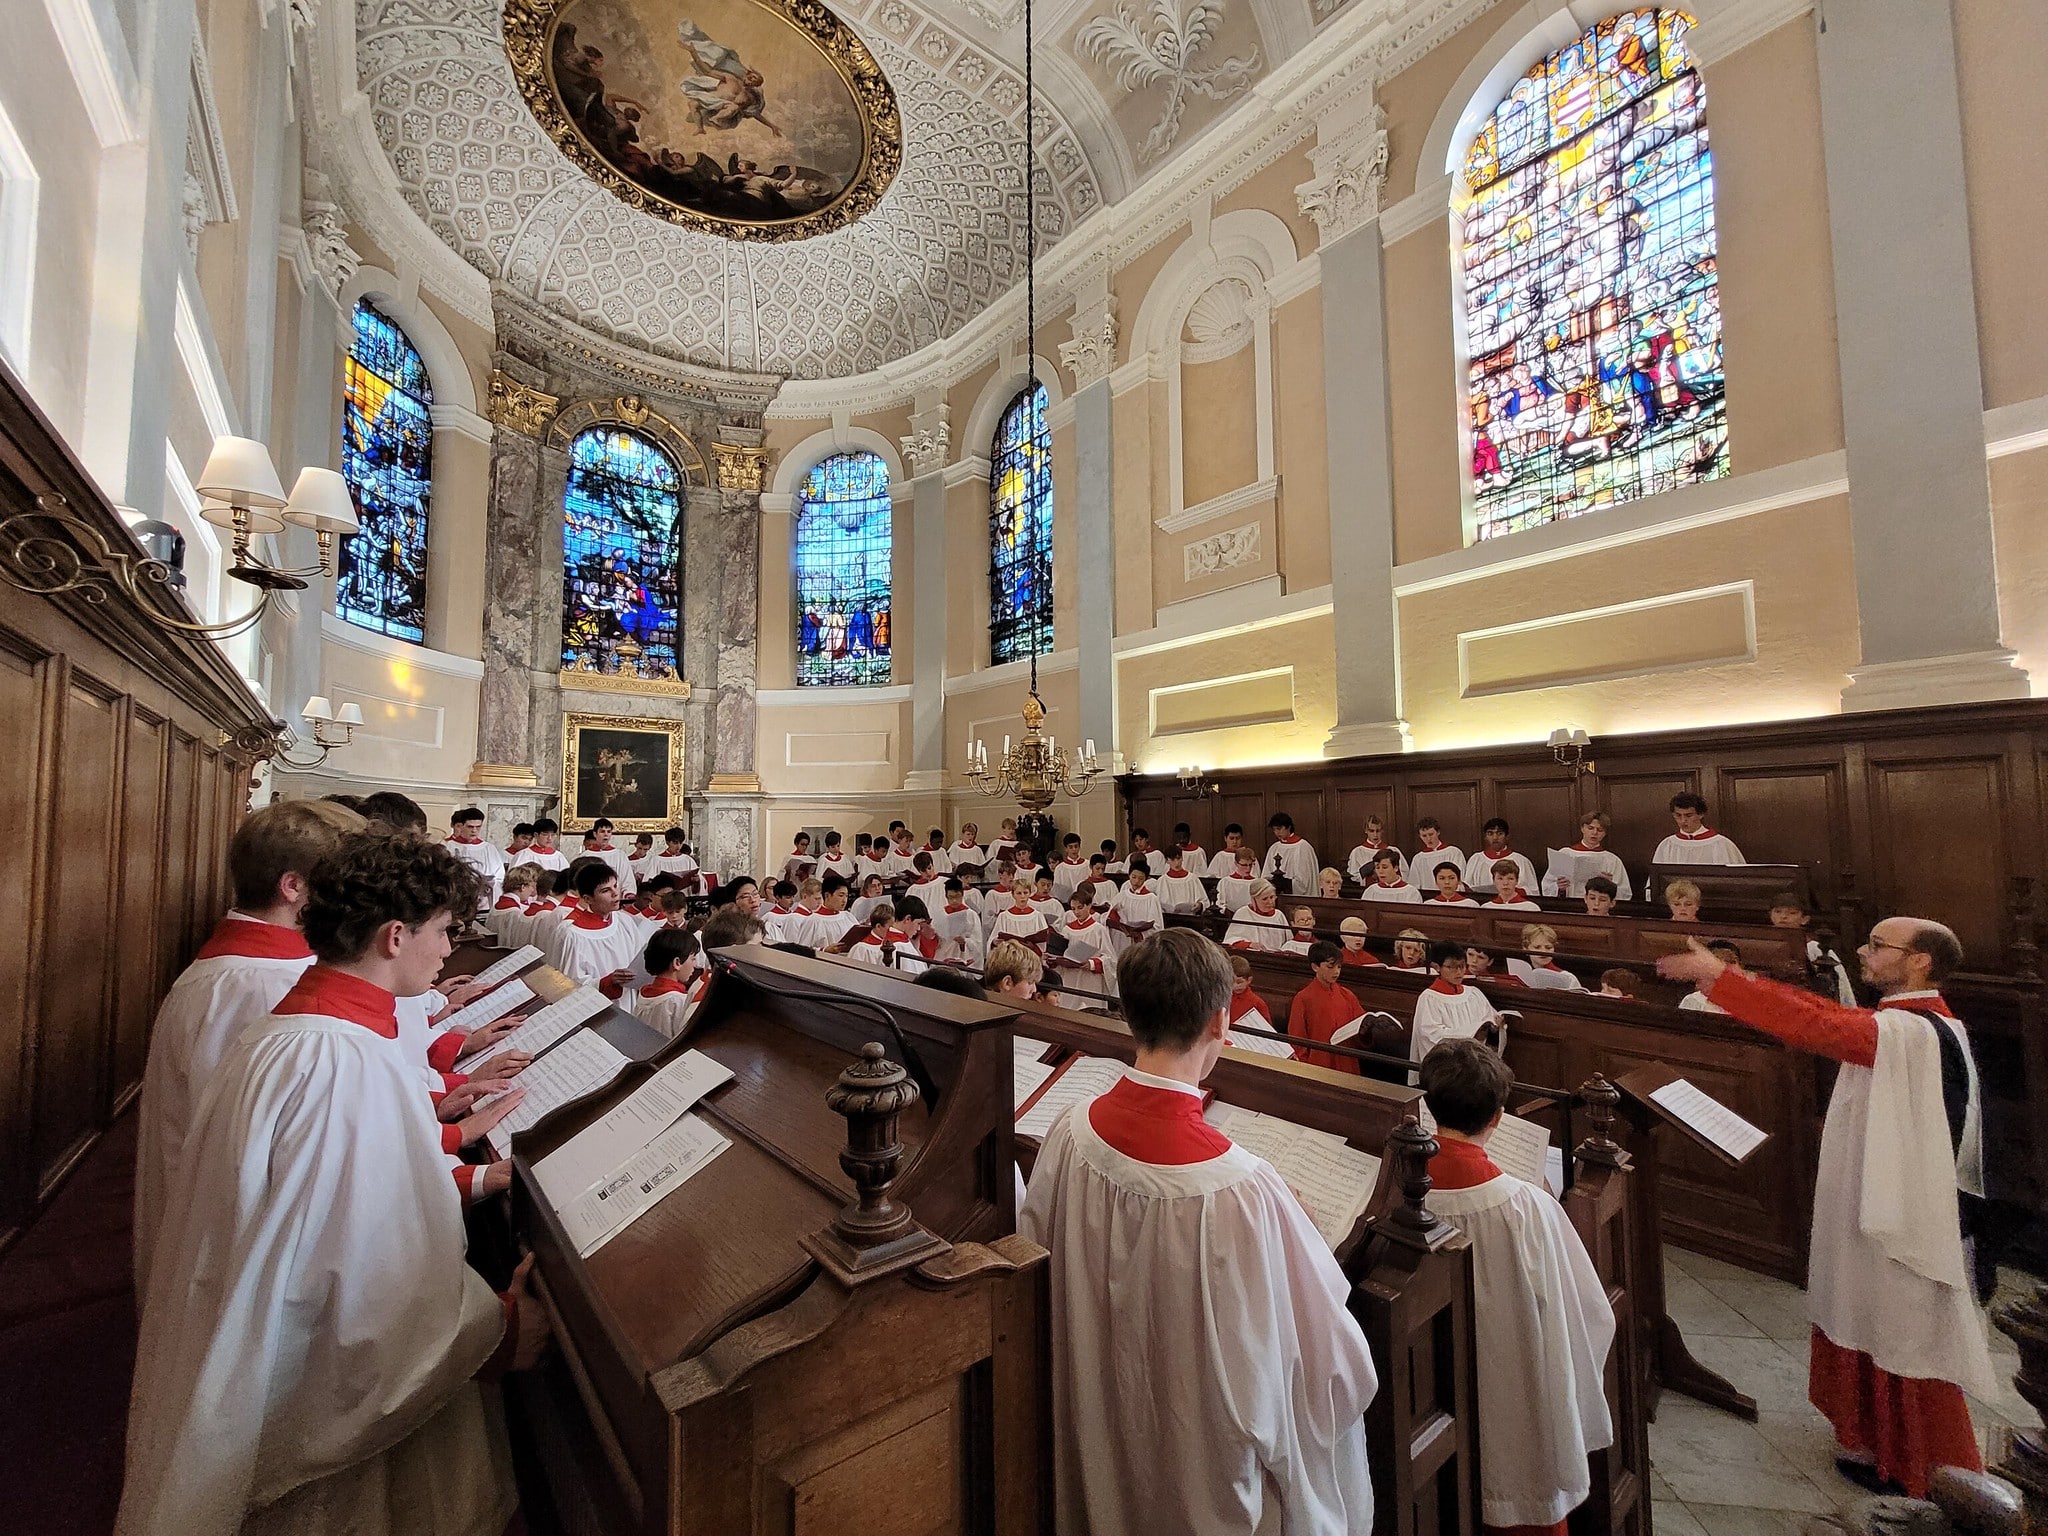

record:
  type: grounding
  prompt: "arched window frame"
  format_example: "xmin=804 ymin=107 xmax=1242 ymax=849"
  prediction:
xmin=1448 ymin=6 xmax=1728 ymax=546
xmin=337 ymin=297 xmax=434 ymax=643
xmin=559 ymin=425 xmax=685 ymax=675
xmin=792 ymin=449 xmax=894 ymax=687
xmin=988 ymin=382 xmax=1054 ymax=666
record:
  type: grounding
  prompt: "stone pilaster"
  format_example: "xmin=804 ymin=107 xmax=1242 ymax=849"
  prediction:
xmin=1062 ymin=293 xmax=1118 ymax=760
xmin=698 ymin=423 xmax=768 ymax=878
xmin=473 ymin=364 xmax=558 ymax=786
xmin=903 ymin=399 xmax=950 ymax=791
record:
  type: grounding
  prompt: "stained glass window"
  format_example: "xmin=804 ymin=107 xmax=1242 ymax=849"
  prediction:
xmin=794 ymin=451 xmax=893 ymax=686
xmin=561 ymin=428 xmax=682 ymax=674
xmin=338 ymin=299 xmax=432 ymax=641
xmin=1459 ymin=8 xmax=1726 ymax=543
xmin=989 ymin=383 xmax=1053 ymax=664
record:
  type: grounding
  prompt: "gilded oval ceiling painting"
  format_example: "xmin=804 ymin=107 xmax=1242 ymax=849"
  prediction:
xmin=504 ymin=0 xmax=901 ymax=242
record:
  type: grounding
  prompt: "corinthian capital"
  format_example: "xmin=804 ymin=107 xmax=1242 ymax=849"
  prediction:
xmin=1059 ymin=300 xmax=1118 ymax=391
xmin=1296 ymin=102 xmax=1389 ymax=246
xmin=901 ymin=403 xmax=950 ymax=477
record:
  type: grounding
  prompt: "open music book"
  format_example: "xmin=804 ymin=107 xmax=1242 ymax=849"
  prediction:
xmin=1014 ymin=1056 xmax=1130 ymax=1138
xmin=1012 ymin=1036 xmax=1059 ymax=1111
xmin=468 ymin=944 xmax=544 ymax=991
xmin=487 ymin=1029 xmax=633 ymax=1158
xmin=1648 ymin=1077 xmax=1768 ymax=1161
xmin=469 ymin=986 xmax=610 ymax=1075
xmin=1209 ymin=1105 xmax=1381 ymax=1251
xmin=434 ymin=976 xmax=534 ymax=1037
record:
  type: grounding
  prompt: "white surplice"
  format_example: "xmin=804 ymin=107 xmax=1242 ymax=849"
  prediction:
xmin=1652 ymin=829 xmax=1746 ymax=866
xmin=442 ymin=838 xmax=505 ymax=909
xmin=1223 ymin=906 xmax=1291 ymax=951
xmin=544 ymin=909 xmax=657 ymax=986
xmin=117 ymin=981 xmax=512 ymax=1536
xmin=1156 ymin=872 xmax=1210 ymax=912
xmin=929 ymin=904 xmax=985 ymax=967
xmin=1463 ymin=849 xmax=1540 ymax=892
xmin=1410 ymin=981 xmax=1503 ymax=1063
xmin=1260 ymin=836 xmax=1320 ymax=896
xmin=1019 ymin=1074 xmax=1376 ymax=1536
xmin=1407 ymin=844 xmax=1467 ymax=885
xmin=1425 ymin=1152 xmax=1616 ymax=1527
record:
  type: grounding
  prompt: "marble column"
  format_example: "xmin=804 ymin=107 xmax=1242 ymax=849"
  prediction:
xmin=1816 ymin=0 xmax=2028 ymax=709
xmin=1298 ymin=97 xmax=1412 ymax=757
xmin=472 ymin=367 xmax=559 ymax=788
xmin=1061 ymin=294 xmax=1118 ymax=762
xmin=700 ymin=426 xmax=768 ymax=877
xmin=903 ymin=399 xmax=950 ymax=792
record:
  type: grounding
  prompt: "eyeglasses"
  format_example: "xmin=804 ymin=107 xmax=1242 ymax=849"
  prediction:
xmin=1863 ymin=937 xmax=1913 ymax=955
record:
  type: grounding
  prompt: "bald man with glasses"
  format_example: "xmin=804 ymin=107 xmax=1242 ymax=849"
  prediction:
xmin=1659 ymin=918 xmax=1990 ymax=1500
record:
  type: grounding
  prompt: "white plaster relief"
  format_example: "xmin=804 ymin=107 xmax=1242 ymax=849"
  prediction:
xmin=1183 ymin=520 xmax=1261 ymax=581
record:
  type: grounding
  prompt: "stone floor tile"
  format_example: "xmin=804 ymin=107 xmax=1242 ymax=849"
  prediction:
xmin=1648 ymin=1399 xmax=1834 ymax=1513
xmin=1687 ymin=1503 xmax=1831 ymax=1536
xmin=1655 ymin=1501 xmax=1710 ymax=1536
xmin=1686 ymin=1336 xmax=1814 ymax=1415
xmin=1667 ymin=1272 xmax=1767 ymax=1340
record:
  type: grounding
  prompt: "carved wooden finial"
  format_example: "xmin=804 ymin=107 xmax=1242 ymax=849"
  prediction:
xmin=1992 ymin=1285 xmax=2048 ymax=1520
xmin=1575 ymin=1074 xmax=1629 ymax=1169
xmin=1389 ymin=1114 xmax=1439 ymax=1235
xmin=824 ymin=1042 xmax=923 ymax=1248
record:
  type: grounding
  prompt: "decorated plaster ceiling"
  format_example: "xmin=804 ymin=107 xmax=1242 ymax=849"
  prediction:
xmin=355 ymin=0 xmax=1103 ymax=377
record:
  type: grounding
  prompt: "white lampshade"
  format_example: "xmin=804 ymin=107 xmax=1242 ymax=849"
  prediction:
xmin=196 ymin=435 xmax=288 ymax=510
xmin=282 ymin=467 xmax=362 ymax=536
xmin=301 ymin=695 xmax=335 ymax=723
xmin=336 ymin=701 xmax=365 ymax=727
xmin=1569 ymin=728 xmax=1591 ymax=748
xmin=199 ymin=495 xmax=286 ymax=537
xmin=1548 ymin=727 xmax=1570 ymax=747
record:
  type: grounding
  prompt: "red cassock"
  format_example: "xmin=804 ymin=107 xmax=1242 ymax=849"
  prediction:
xmin=1289 ymin=977 xmax=1365 ymax=1075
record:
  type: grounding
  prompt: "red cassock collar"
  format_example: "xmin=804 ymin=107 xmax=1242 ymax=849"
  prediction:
xmin=1377 ymin=880 xmax=1411 ymax=890
xmin=1277 ymin=834 xmax=1302 ymax=845
xmin=643 ymin=977 xmax=692 ymax=998
xmin=449 ymin=836 xmax=482 ymax=845
xmin=1429 ymin=1136 xmax=1503 ymax=1189
xmin=1427 ymin=978 xmax=1464 ymax=996
xmin=1569 ymin=842 xmax=1606 ymax=853
xmin=197 ymin=916 xmax=312 ymax=963
xmin=1488 ymin=891 xmax=1532 ymax=904
xmin=1066 ymin=917 xmax=1097 ymax=930
xmin=1340 ymin=949 xmax=1379 ymax=966
xmin=493 ymin=897 xmax=520 ymax=910
xmin=1087 ymin=1076 xmax=1229 ymax=1165
xmin=1228 ymin=990 xmax=1267 ymax=1022
xmin=1424 ymin=894 xmax=1468 ymax=903
xmin=569 ymin=910 xmax=613 ymax=931
xmin=275 ymin=965 xmax=398 ymax=1037
xmin=1676 ymin=827 xmax=1717 ymax=840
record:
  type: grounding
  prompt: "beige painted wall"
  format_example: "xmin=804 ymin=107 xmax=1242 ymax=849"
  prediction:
xmin=1991 ymin=447 xmax=2048 ymax=682
xmin=1180 ymin=345 xmax=1258 ymax=506
xmin=1115 ymin=611 xmax=1338 ymax=772
xmin=1273 ymin=288 xmax=1330 ymax=592
xmin=1955 ymin=0 xmax=2048 ymax=411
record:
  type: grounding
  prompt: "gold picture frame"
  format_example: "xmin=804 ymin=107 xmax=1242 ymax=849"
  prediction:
xmin=561 ymin=712 xmax=687 ymax=833
xmin=502 ymin=0 xmax=902 ymax=244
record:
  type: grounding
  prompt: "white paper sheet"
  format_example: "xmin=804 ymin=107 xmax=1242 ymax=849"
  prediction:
xmin=1211 ymin=1105 xmax=1379 ymax=1250
xmin=1012 ymin=1036 xmax=1058 ymax=1111
xmin=558 ymin=1114 xmax=732 ymax=1256
xmin=470 ymin=986 xmax=609 ymax=1074
xmin=533 ymin=1049 xmax=736 ymax=1207
xmin=433 ymin=977 xmax=534 ymax=1038
xmin=1544 ymin=848 xmax=1590 ymax=896
xmin=1649 ymin=1077 xmax=1768 ymax=1161
xmin=487 ymin=1029 xmax=632 ymax=1157
xmin=1485 ymin=1111 xmax=1554 ymax=1188
xmin=1015 ymin=1057 xmax=1127 ymax=1138
xmin=468 ymin=945 xmax=543 ymax=991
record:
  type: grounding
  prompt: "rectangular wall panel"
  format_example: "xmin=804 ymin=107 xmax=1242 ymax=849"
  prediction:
xmin=112 ymin=710 xmax=169 ymax=1106
xmin=1458 ymin=584 xmax=1756 ymax=697
xmin=0 ymin=647 xmax=45 ymax=1235
xmin=1149 ymin=667 xmax=1296 ymax=738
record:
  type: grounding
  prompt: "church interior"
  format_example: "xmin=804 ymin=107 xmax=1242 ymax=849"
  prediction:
xmin=4 ymin=0 xmax=2048 ymax=1530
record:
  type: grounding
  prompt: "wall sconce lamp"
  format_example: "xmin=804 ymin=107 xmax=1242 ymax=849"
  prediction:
xmin=1549 ymin=727 xmax=1596 ymax=777
xmin=269 ymin=695 xmax=366 ymax=772
xmin=1175 ymin=765 xmax=1223 ymax=796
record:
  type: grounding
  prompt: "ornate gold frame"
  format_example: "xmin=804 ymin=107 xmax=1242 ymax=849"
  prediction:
xmin=561 ymin=711 xmax=688 ymax=833
xmin=503 ymin=0 xmax=901 ymax=243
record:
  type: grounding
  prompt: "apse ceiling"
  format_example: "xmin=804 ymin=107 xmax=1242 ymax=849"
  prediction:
xmin=348 ymin=0 xmax=1388 ymax=379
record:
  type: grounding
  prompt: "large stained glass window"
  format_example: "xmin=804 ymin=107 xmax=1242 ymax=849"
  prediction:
xmin=561 ymin=428 xmax=682 ymax=674
xmin=794 ymin=451 xmax=892 ymax=686
xmin=989 ymin=383 xmax=1052 ymax=664
xmin=338 ymin=299 xmax=432 ymax=641
xmin=1459 ymin=9 xmax=1726 ymax=542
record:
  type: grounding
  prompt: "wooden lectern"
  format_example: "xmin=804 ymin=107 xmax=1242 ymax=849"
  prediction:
xmin=507 ymin=946 xmax=1052 ymax=1536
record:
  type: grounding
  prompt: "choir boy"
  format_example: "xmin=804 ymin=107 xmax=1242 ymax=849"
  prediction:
xmin=1465 ymin=945 xmax=1522 ymax=988
xmin=850 ymin=873 xmax=888 ymax=925
xmin=1678 ymin=940 xmax=1742 ymax=1012
xmin=1318 ymin=867 xmax=1345 ymax=898
xmin=788 ymin=877 xmax=825 ymax=940
xmin=810 ymin=879 xmax=859 ymax=949
xmin=760 ymin=881 xmax=801 ymax=944
xmin=1224 ymin=954 xmax=1292 ymax=1056
xmin=1515 ymin=924 xmax=1583 ymax=989
xmin=1486 ymin=859 xmax=1542 ymax=911
xmin=584 ymin=817 xmax=639 ymax=896
xmin=1107 ymin=863 xmax=1164 ymax=953
xmin=1052 ymin=834 xmax=1093 ymax=900
xmin=1544 ymin=811 xmax=1634 ymax=900
xmin=1127 ymin=828 xmax=1169 ymax=880
xmin=1012 ymin=842 xmax=1043 ymax=880
xmin=1583 ymin=875 xmax=1619 ymax=916
xmin=952 ymin=823 xmax=988 ymax=871
xmin=486 ymin=864 xmax=538 ymax=945
xmin=1053 ymin=887 xmax=1115 ymax=974
xmin=988 ymin=818 xmax=1021 ymax=866
xmin=1216 ymin=848 xmax=1259 ymax=913
xmin=847 ymin=901 xmax=909 ymax=966
xmin=982 ymin=938 xmax=1042 ymax=1000
xmin=780 ymin=832 xmax=816 ymax=887
xmin=1388 ymin=930 xmax=1432 ymax=972
xmin=1287 ymin=941 xmax=1366 ymax=1073
xmin=1260 ymin=812 xmax=1318 ymax=895
xmin=445 ymin=806 xmax=506 ymax=910
xmin=504 ymin=823 xmax=535 ymax=862
xmin=970 ymin=861 xmax=1016 ymax=923
xmin=1338 ymin=915 xmax=1379 ymax=968
xmin=931 ymin=878 xmax=986 ymax=967
xmin=1206 ymin=824 xmax=1252 ymax=880
xmin=1598 ymin=968 xmax=1642 ymax=998
xmin=134 ymin=798 xmax=365 ymax=1294
xmin=1223 ymin=881 xmax=1290 ymax=950
xmin=894 ymin=897 xmax=940 ymax=961
xmin=358 ymin=790 xmax=431 ymax=837
xmin=1030 ymin=871 xmax=1065 ymax=926
xmin=815 ymin=830 xmax=855 ymax=881
xmin=628 ymin=833 xmax=657 ymax=879
xmin=1657 ymin=923 xmax=1993 ymax=1497
xmin=989 ymin=876 xmax=1055 ymax=949
xmin=906 ymin=852 xmax=950 ymax=916
xmin=1098 ymin=839 xmax=1128 ymax=877
xmin=700 ymin=904 xmax=767 ymax=951
xmin=647 ymin=826 xmax=700 ymax=885
xmin=119 ymin=833 xmax=548 ymax=1536
xmin=1279 ymin=907 xmax=1321 ymax=957
xmin=854 ymin=834 xmax=888 ymax=884
xmin=1418 ymin=1039 xmax=1616 ymax=1535
xmin=881 ymin=825 xmax=921 ymax=878
xmin=1157 ymin=848 xmax=1209 ymax=913
xmin=1411 ymin=942 xmax=1505 ymax=1065
xmin=544 ymin=863 xmax=656 ymax=986
xmin=1464 ymin=819 xmax=1539 ymax=893
xmin=1410 ymin=817 xmax=1466 ymax=888
xmin=1086 ymin=855 xmax=1114 ymax=906
xmin=1020 ymin=928 xmax=1377 ymax=1533
xmin=1654 ymin=793 xmax=1746 ymax=866
xmin=1362 ymin=848 xmax=1424 ymax=904
xmin=1426 ymin=863 xmax=1480 ymax=906
xmin=636 ymin=928 xmax=703 ymax=1040
xmin=1346 ymin=815 xmax=1407 ymax=885
xmin=1663 ymin=878 xmax=1703 ymax=923
xmin=1770 ymin=891 xmax=1859 ymax=1005
xmin=1170 ymin=822 xmax=1207 ymax=877
xmin=522 ymin=816 xmax=570 ymax=874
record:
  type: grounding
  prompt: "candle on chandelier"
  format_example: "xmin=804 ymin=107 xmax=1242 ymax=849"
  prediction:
xmin=1084 ymin=738 xmax=1095 ymax=760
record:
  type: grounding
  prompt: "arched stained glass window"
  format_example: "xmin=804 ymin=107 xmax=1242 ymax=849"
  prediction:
xmin=561 ymin=427 xmax=682 ymax=674
xmin=794 ymin=451 xmax=892 ymax=686
xmin=1459 ymin=8 xmax=1726 ymax=542
xmin=989 ymin=383 xmax=1052 ymax=665
xmin=338 ymin=299 xmax=432 ymax=641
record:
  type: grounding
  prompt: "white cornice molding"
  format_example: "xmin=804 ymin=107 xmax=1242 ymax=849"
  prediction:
xmin=1986 ymin=394 xmax=2048 ymax=461
xmin=1267 ymin=252 xmax=1322 ymax=306
xmin=1156 ymin=476 xmax=1281 ymax=533
xmin=940 ymin=648 xmax=1081 ymax=697
xmin=277 ymin=224 xmax=317 ymax=296
xmin=430 ymin=401 xmax=492 ymax=444
xmin=1684 ymin=0 xmax=1816 ymax=69
xmin=43 ymin=0 xmax=140 ymax=147
xmin=1108 ymin=353 xmax=1160 ymax=396
xmin=759 ymin=491 xmax=796 ymax=515
xmin=1380 ymin=173 xmax=1454 ymax=244
xmin=1113 ymin=580 xmax=1332 ymax=660
xmin=187 ymin=36 xmax=239 ymax=224
xmin=943 ymin=455 xmax=993 ymax=488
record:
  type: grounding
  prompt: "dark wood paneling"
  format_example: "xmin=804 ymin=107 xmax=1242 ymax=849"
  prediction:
xmin=1410 ymin=781 xmax=1484 ymax=851
xmin=112 ymin=708 xmax=169 ymax=1107
xmin=1716 ymin=764 xmax=1843 ymax=906
xmin=1865 ymin=752 xmax=2009 ymax=959
xmin=1495 ymin=774 xmax=1575 ymax=851
xmin=0 ymin=644 xmax=45 ymax=1237
xmin=1598 ymin=772 xmax=1696 ymax=875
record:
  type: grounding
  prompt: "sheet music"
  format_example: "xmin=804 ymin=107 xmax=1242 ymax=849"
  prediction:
xmin=1012 ymin=1036 xmax=1058 ymax=1111
xmin=1485 ymin=1111 xmax=1553 ymax=1188
xmin=1544 ymin=848 xmax=1589 ymax=896
xmin=487 ymin=1029 xmax=632 ymax=1157
xmin=468 ymin=945 xmax=543 ymax=991
xmin=469 ymin=987 xmax=609 ymax=1074
xmin=1649 ymin=1077 xmax=1768 ymax=1161
xmin=1015 ymin=1057 xmax=1127 ymax=1138
xmin=1212 ymin=1106 xmax=1379 ymax=1250
xmin=533 ymin=1049 xmax=735 ymax=1207
xmin=433 ymin=977 xmax=534 ymax=1037
xmin=557 ymin=1114 xmax=732 ymax=1257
